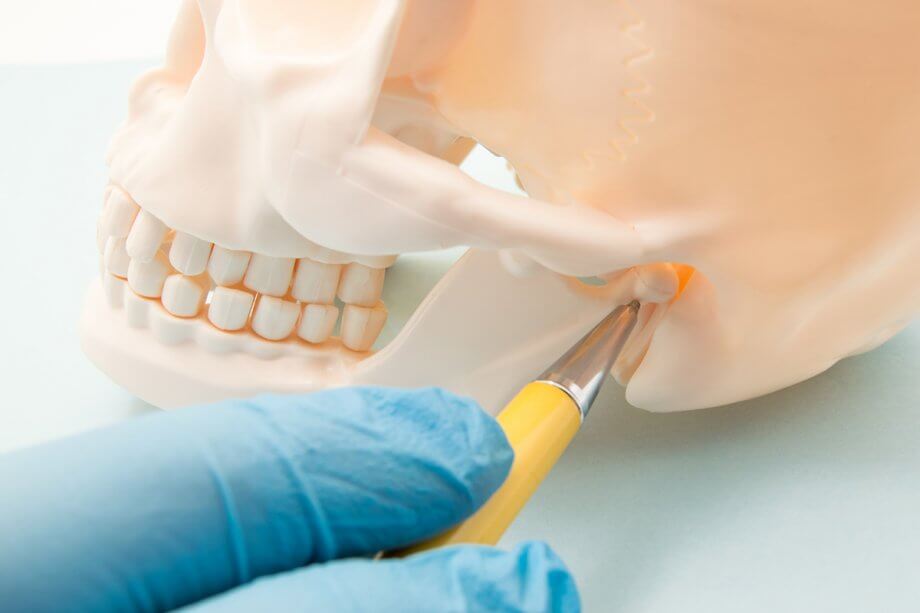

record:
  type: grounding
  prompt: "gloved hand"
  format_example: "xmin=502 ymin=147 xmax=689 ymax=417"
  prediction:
xmin=0 ymin=387 xmax=579 ymax=612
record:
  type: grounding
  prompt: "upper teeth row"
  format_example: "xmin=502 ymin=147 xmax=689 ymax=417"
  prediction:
xmin=96 ymin=187 xmax=391 ymax=352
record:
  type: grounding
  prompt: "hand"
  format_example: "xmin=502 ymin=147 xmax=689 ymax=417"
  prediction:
xmin=0 ymin=387 xmax=579 ymax=612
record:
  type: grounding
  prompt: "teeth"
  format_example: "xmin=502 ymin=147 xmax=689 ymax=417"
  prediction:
xmin=251 ymin=296 xmax=300 ymax=341
xmin=354 ymin=254 xmax=398 ymax=269
xmin=297 ymin=303 xmax=339 ymax=344
xmin=103 ymin=237 xmax=130 ymax=278
xmin=97 ymin=204 xmax=398 ymax=353
xmin=243 ymin=254 xmax=295 ymax=297
xmin=291 ymin=259 xmax=342 ymax=304
xmin=126 ymin=210 xmax=169 ymax=263
xmin=337 ymin=263 xmax=385 ymax=307
xmin=161 ymin=275 xmax=206 ymax=318
xmin=207 ymin=246 xmax=251 ymax=286
xmin=127 ymin=251 xmax=170 ymax=298
xmin=96 ymin=215 xmax=107 ymax=253
xmin=207 ymin=287 xmax=254 ymax=331
xmin=169 ymin=232 xmax=213 ymax=276
xmin=100 ymin=188 xmax=139 ymax=240
xmin=340 ymin=303 xmax=387 ymax=352
xmin=124 ymin=288 xmax=149 ymax=328
xmin=103 ymin=274 xmax=125 ymax=309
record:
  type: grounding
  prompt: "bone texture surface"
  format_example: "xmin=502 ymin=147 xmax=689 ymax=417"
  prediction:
xmin=83 ymin=0 xmax=919 ymax=412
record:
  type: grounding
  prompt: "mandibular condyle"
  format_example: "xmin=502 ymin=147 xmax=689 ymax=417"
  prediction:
xmin=82 ymin=0 xmax=919 ymax=413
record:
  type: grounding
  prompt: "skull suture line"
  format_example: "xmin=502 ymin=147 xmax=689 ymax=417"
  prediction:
xmin=82 ymin=0 xmax=920 ymax=412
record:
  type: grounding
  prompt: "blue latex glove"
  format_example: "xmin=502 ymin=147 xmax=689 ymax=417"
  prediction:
xmin=0 ymin=387 xmax=579 ymax=612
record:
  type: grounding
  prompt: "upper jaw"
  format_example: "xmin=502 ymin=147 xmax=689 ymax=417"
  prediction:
xmin=97 ymin=184 xmax=398 ymax=355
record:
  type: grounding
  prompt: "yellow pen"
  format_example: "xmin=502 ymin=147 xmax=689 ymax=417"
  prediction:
xmin=395 ymin=300 xmax=640 ymax=554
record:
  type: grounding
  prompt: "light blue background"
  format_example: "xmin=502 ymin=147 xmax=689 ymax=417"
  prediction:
xmin=0 ymin=62 xmax=917 ymax=612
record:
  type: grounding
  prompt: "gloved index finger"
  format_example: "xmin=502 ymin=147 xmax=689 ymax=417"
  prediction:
xmin=0 ymin=386 xmax=512 ymax=613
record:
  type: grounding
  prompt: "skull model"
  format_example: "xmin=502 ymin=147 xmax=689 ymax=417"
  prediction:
xmin=82 ymin=0 xmax=920 ymax=412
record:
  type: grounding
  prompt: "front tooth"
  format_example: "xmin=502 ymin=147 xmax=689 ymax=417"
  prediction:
xmin=244 ymin=254 xmax=295 ymax=297
xmin=96 ymin=215 xmax=107 ymax=253
xmin=169 ymin=232 xmax=212 ymax=275
xmin=251 ymin=296 xmax=300 ymax=341
xmin=297 ymin=303 xmax=339 ymax=344
xmin=291 ymin=259 xmax=342 ymax=304
xmin=207 ymin=287 xmax=254 ymax=331
xmin=103 ymin=274 xmax=125 ymax=309
xmin=337 ymin=263 xmax=385 ymax=307
xmin=340 ymin=303 xmax=387 ymax=352
xmin=100 ymin=188 xmax=139 ymax=239
xmin=103 ymin=237 xmax=130 ymax=278
xmin=207 ymin=246 xmax=251 ymax=286
xmin=161 ymin=274 xmax=206 ymax=318
xmin=127 ymin=251 xmax=170 ymax=298
xmin=126 ymin=210 xmax=169 ymax=263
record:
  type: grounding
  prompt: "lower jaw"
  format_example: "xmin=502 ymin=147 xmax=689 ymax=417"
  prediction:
xmin=81 ymin=277 xmax=362 ymax=407
xmin=82 ymin=249 xmax=674 ymax=413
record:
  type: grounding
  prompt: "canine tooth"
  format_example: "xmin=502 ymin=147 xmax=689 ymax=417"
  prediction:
xmin=244 ymin=254 xmax=295 ymax=297
xmin=161 ymin=275 xmax=206 ymax=318
xmin=126 ymin=210 xmax=169 ymax=263
xmin=103 ymin=274 xmax=125 ymax=309
xmin=251 ymin=296 xmax=300 ymax=341
xmin=103 ymin=237 xmax=130 ymax=278
xmin=100 ymin=188 xmax=139 ymax=239
xmin=207 ymin=246 xmax=251 ymax=286
xmin=337 ymin=263 xmax=385 ymax=307
xmin=207 ymin=287 xmax=254 ymax=331
xmin=169 ymin=232 xmax=212 ymax=275
xmin=291 ymin=259 xmax=342 ymax=304
xmin=341 ymin=303 xmax=387 ymax=352
xmin=127 ymin=251 xmax=170 ymax=298
xmin=297 ymin=303 xmax=338 ymax=344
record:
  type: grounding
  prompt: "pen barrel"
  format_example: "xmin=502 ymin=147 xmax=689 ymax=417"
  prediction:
xmin=397 ymin=382 xmax=581 ymax=554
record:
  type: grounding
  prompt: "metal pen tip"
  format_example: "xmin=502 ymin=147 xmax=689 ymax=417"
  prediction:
xmin=537 ymin=301 xmax=641 ymax=420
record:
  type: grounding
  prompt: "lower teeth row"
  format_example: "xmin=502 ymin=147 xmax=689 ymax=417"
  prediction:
xmin=97 ymin=188 xmax=391 ymax=352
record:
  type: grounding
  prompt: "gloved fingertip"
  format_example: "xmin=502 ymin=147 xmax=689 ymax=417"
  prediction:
xmin=379 ymin=386 xmax=514 ymax=508
xmin=182 ymin=541 xmax=580 ymax=613
xmin=195 ymin=386 xmax=514 ymax=559
xmin=402 ymin=540 xmax=581 ymax=612
xmin=282 ymin=385 xmax=514 ymax=512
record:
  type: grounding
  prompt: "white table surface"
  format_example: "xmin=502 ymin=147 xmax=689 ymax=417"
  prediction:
xmin=1 ymin=61 xmax=918 ymax=613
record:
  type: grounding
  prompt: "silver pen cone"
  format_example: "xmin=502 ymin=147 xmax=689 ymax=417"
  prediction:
xmin=536 ymin=300 xmax=640 ymax=420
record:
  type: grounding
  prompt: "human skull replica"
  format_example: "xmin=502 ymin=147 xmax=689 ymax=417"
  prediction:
xmin=82 ymin=0 xmax=919 ymax=413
